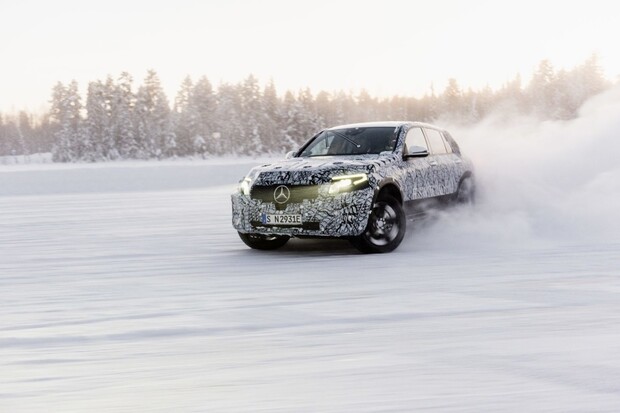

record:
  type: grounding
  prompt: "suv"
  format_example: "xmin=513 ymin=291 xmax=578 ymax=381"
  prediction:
xmin=231 ymin=121 xmax=474 ymax=253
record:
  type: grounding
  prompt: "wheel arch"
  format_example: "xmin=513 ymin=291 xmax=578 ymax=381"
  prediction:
xmin=373 ymin=179 xmax=403 ymax=205
xmin=455 ymin=171 xmax=476 ymax=203
xmin=457 ymin=170 xmax=474 ymax=186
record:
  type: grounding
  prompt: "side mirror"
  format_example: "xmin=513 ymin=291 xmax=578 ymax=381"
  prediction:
xmin=285 ymin=151 xmax=296 ymax=159
xmin=404 ymin=145 xmax=429 ymax=158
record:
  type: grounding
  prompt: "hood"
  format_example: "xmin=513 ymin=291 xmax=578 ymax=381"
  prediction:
xmin=249 ymin=154 xmax=398 ymax=186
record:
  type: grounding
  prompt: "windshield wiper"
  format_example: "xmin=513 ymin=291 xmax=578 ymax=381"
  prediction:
xmin=331 ymin=130 xmax=361 ymax=148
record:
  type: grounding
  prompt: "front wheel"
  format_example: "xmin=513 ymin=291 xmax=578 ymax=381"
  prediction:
xmin=238 ymin=232 xmax=290 ymax=250
xmin=350 ymin=195 xmax=406 ymax=253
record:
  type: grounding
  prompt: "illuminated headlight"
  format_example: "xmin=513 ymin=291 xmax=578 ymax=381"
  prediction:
xmin=238 ymin=177 xmax=252 ymax=196
xmin=328 ymin=173 xmax=369 ymax=195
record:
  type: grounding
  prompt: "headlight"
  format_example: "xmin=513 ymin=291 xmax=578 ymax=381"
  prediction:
xmin=238 ymin=177 xmax=252 ymax=195
xmin=328 ymin=173 xmax=369 ymax=195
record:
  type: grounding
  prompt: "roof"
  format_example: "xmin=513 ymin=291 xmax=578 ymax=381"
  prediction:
xmin=328 ymin=121 xmax=407 ymax=129
xmin=328 ymin=121 xmax=444 ymax=130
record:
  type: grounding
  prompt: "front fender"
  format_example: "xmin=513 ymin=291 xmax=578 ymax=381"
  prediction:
xmin=372 ymin=177 xmax=404 ymax=205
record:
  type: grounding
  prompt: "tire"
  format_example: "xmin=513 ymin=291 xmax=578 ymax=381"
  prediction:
xmin=238 ymin=232 xmax=290 ymax=250
xmin=350 ymin=194 xmax=406 ymax=253
xmin=455 ymin=176 xmax=476 ymax=204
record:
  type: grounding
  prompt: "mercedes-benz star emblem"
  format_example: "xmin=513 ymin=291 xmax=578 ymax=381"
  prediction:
xmin=273 ymin=185 xmax=290 ymax=204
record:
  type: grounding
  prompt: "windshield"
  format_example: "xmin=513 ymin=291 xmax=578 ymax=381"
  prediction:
xmin=299 ymin=127 xmax=398 ymax=157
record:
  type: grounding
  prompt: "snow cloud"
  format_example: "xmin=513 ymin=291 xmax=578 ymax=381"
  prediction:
xmin=410 ymin=85 xmax=620 ymax=250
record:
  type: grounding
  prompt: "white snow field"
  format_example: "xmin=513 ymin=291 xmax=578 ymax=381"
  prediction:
xmin=2 ymin=89 xmax=620 ymax=412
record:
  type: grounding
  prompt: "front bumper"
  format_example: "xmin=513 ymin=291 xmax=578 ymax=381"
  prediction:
xmin=231 ymin=186 xmax=374 ymax=237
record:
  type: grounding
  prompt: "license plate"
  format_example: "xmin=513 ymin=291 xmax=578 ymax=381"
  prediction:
xmin=261 ymin=213 xmax=303 ymax=226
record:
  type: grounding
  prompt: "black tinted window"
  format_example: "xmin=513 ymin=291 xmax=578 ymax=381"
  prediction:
xmin=299 ymin=127 xmax=397 ymax=157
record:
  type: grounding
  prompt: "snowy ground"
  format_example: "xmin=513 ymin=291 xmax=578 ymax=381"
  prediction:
xmin=1 ymin=153 xmax=620 ymax=412
xmin=3 ymin=88 xmax=620 ymax=412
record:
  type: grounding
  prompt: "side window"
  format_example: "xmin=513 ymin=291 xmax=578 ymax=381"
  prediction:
xmin=441 ymin=133 xmax=453 ymax=154
xmin=442 ymin=131 xmax=460 ymax=154
xmin=405 ymin=127 xmax=428 ymax=154
xmin=424 ymin=128 xmax=448 ymax=155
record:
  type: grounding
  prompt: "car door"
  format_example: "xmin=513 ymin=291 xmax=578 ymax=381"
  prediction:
xmin=423 ymin=127 xmax=459 ymax=196
xmin=402 ymin=126 xmax=436 ymax=200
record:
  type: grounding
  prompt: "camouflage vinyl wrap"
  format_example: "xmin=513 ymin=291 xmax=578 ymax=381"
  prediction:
xmin=231 ymin=123 xmax=472 ymax=238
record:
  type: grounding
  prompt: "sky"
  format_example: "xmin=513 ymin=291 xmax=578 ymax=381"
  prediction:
xmin=1 ymin=0 xmax=619 ymax=113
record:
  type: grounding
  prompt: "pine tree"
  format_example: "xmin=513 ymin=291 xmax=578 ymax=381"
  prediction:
xmin=355 ymin=90 xmax=378 ymax=122
xmin=17 ymin=112 xmax=32 ymax=157
xmin=0 ymin=113 xmax=29 ymax=159
xmin=280 ymin=89 xmax=320 ymax=150
xmin=50 ymin=80 xmax=84 ymax=162
xmin=239 ymin=75 xmax=263 ymax=155
xmin=562 ymin=54 xmax=609 ymax=118
xmin=114 ymin=72 xmax=137 ymax=158
xmin=334 ymin=91 xmax=354 ymax=123
xmin=296 ymin=88 xmax=320 ymax=144
xmin=527 ymin=60 xmax=556 ymax=118
xmin=314 ymin=91 xmax=332 ymax=128
xmin=0 ymin=114 xmax=16 ymax=158
xmin=281 ymin=91 xmax=304 ymax=151
xmin=191 ymin=76 xmax=217 ymax=156
xmin=441 ymin=78 xmax=463 ymax=120
xmin=134 ymin=70 xmax=174 ymax=158
xmin=85 ymin=80 xmax=110 ymax=160
xmin=261 ymin=79 xmax=282 ymax=153
xmin=173 ymin=76 xmax=196 ymax=156
xmin=0 ymin=114 xmax=7 ymax=158
xmin=215 ymin=83 xmax=244 ymax=154
xmin=494 ymin=74 xmax=523 ymax=116
xmin=31 ymin=113 xmax=54 ymax=155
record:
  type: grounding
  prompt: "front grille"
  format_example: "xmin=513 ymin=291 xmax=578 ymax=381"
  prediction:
xmin=251 ymin=185 xmax=320 ymax=204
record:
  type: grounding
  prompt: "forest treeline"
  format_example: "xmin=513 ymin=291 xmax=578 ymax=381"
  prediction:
xmin=0 ymin=56 xmax=612 ymax=162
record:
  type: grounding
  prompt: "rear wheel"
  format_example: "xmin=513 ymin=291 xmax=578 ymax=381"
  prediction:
xmin=238 ymin=232 xmax=290 ymax=250
xmin=455 ymin=176 xmax=476 ymax=204
xmin=350 ymin=194 xmax=406 ymax=253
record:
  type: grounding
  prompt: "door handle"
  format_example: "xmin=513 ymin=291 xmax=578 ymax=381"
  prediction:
xmin=429 ymin=160 xmax=438 ymax=166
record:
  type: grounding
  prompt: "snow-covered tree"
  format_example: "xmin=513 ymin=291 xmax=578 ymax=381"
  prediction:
xmin=239 ymin=75 xmax=263 ymax=155
xmin=172 ymin=76 xmax=196 ymax=156
xmin=0 ymin=113 xmax=30 ymax=158
xmin=22 ymin=56 xmax=616 ymax=162
xmin=191 ymin=76 xmax=217 ymax=156
xmin=560 ymin=54 xmax=609 ymax=118
xmin=111 ymin=72 xmax=137 ymax=158
xmin=214 ymin=83 xmax=243 ymax=154
xmin=296 ymin=88 xmax=321 ymax=143
xmin=280 ymin=89 xmax=320 ymax=151
xmin=18 ymin=112 xmax=33 ymax=157
xmin=85 ymin=80 xmax=111 ymax=160
xmin=0 ymin=115 xmax=7 ymax=157
xmin=134 ymin=70 xmax=174 ymax=158
xmin=493 ymin=74 xmax=523 ymax=116
xmin=50 ymin=80 xmax=85 ymax=162
xmin=527 ymin=60 xmax=557 ymax=118
xmin=355 ymin=90 xmax=379 ymax=122
xmin=441 ymin=78 xmax=463 ymax=119
xmin=281 ymin=91 xmax=304 ymax=151
xmin=260 ymin=79 xmax=282 ymax=153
